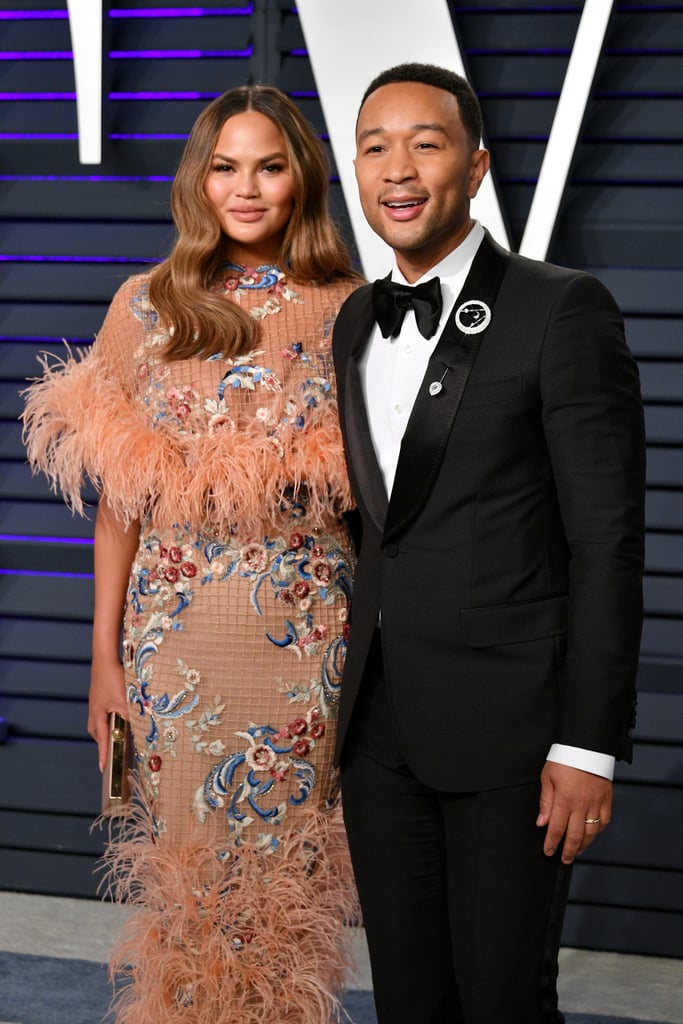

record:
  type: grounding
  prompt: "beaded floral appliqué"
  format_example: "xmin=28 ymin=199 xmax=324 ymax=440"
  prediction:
xmin=220 ymin=263 xmax=302 ymax=320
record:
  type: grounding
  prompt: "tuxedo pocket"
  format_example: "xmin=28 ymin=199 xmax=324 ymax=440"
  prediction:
xmin=460 ymin=594 xmax=568 ymax=648
xmin=459 ymin=375 xmax=521 ymax=409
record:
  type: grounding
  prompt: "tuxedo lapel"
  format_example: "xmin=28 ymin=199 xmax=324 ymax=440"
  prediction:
xmin=342 ymin=289 xmax=389 ymax=532
xmin=384 ymin=233 xmax=510 ymax=541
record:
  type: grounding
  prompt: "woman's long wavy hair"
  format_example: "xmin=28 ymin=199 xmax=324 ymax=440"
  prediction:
xmin=149 ymin=85 xmax=358 ymax=362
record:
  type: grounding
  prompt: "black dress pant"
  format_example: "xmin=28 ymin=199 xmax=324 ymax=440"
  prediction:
xmin=340 ymin=631 xmax=570 ymax=1024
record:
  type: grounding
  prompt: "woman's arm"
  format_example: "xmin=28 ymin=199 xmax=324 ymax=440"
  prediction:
xmin=88 ymin=494 xmax=140 ymax=770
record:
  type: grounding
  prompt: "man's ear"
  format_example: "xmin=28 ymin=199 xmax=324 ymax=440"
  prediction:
xmin=468 ymin=148 xmax=490 ymax=199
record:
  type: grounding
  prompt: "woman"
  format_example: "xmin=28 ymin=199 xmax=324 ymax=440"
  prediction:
xmin=23 ymin=85 xmax=361 ymax=1023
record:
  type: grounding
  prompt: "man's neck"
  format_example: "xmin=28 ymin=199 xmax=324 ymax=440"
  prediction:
xmin=394 ymin=218 xmax=476 ymax=283
xmin=393 ymin=221 xmax=484 ymax=287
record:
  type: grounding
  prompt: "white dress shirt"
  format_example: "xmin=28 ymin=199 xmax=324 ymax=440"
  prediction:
xmin=359 ymin=220 xmax=614 ymax=782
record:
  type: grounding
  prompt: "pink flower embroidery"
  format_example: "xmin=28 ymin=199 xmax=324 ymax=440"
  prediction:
xmin=208 ymin=413 xmax=233 ymax=434
xmin=241 ymin=543 xmax=268 ymax=573
xmin=245 ymin=744 xmax=276 ymax=772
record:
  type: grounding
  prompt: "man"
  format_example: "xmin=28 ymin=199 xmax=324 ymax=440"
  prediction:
xmin=332 ymin=63 xmax=645 ymax=1024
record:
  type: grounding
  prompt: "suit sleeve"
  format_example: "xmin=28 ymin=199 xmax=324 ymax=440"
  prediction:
xmin=540 ymin=273 xmax=645 ymax=761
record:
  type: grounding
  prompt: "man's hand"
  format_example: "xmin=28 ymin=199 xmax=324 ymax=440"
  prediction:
xmin=536 ymin=761 xmax=612 ymax=864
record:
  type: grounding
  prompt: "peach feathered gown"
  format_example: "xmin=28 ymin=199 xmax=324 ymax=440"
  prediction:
xmin=23 ymin=265 xmax=361 ymax=1024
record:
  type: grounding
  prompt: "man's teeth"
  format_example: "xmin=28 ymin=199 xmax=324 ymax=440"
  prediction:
xmin=386 ymin=200 xmax=423 ymax=208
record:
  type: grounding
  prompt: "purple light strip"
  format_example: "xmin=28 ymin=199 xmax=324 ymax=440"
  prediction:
xmin=0 ymin=534 xmax=93 ymax=545
xmin=0 ymin=175 xmax=173 ymax=182
xmin=467 ymin=48 xmax=572 ymax=56
xmin=109 ymin=48 xmax=251 ymax=58
xmin=110 ymin=133 xmax=188 ymax=140
xmin=110 ymin=91 xmax=219 ymax=100
xmin=1 ymin=48 xmax=251 ymax=61
xmin=0 ymin=10 xmax=68 ymax=19
xmin=0 ymin=51 xmax=73 ymax=60
xmin=451 ymin=4 xmax=581 ymax=9
xmin=2 ymin=133 xmax=187 ymax=143
xmin=0 ymin=6 xmax=252 ymax=18
xmin=110 ymin=6 xmax=253 ymax=15
xmin=0 ymin=569 xmax=93 ymax=579
xmin=0 ymin=255 xmax=156 ymax=264
xmin=1 ymin=133 xmax=78 ymax=141
xmin=0 ymin=91 xmax=218 ymax=102
xmin=0 ymin=92 xmax=76 ymax=100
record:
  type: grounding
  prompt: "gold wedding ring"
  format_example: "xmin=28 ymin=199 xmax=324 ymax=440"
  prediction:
xmin=584 ymin=817 xmax=601 ymax=825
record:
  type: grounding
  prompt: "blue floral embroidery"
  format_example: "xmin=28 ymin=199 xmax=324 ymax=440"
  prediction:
xmin=124 ymin=524 xmax=351 ymax=839
xmin=222 ymin=263 xmax=283 ymax=290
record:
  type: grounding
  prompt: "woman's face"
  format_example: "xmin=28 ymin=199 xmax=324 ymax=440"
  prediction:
xmin=204 ymin=110 xmax=295 ymax=266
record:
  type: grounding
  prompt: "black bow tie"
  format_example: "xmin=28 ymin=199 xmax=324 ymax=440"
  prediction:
xmin=372 ymin=276 xmax=443 ymax=340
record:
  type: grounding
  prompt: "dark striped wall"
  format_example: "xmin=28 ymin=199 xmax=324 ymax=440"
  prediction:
xmin=1 ymin=0 xmax=681 ymax=958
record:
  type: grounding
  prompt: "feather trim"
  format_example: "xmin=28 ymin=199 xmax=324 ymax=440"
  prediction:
xmin=95 ymin=794 xmax=359 ymax=1024
xmin=22 ymin=347 xmax=353 ymax=534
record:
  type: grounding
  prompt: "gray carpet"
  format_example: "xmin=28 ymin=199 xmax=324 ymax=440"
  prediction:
xmin=0 ymin=951 xmax=670 ymax=1024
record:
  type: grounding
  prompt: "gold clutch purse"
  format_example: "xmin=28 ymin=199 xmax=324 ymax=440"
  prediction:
xmin=101 ymin=712 xmax=132 ymax=812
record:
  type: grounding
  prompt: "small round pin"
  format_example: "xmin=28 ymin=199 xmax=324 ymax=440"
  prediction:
xmin=455 ymin=299 xmax=492 ymax=335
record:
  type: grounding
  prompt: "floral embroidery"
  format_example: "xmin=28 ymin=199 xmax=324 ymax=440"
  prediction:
xmin=193 ymin=703 xmax=328 ymax=844
xmin=217 ymin=350 xmax=281 ymax=398
xmin=114 ymin=270 xmax=354 ymax=852
xmin=186 ymin=700 xmax=228 ymax=756
xmin=219 ymin=263 xmax=303 ymax=321
xmin=125 ymin=523 xmax=351 ymax=840
xmin=204 ymin=397 xmax=235 ymax=434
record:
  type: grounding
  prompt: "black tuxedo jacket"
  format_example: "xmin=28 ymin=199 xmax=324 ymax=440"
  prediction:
xmin=332 ymin=232 xmax=645 ymax=792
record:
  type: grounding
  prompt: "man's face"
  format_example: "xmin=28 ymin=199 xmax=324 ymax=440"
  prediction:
xmin=354 ymin=81 xmax=489 ymax=281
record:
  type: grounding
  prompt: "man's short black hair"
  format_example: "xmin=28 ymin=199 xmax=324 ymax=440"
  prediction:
xmin=359 ymin=62 xmax=483 ymax=149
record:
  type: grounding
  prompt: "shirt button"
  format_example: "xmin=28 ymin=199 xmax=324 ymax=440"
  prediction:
xmin=404 ymin=344 xmax=413 ymax=354
xmin=394 ymin=404 xmax=404 ymax=415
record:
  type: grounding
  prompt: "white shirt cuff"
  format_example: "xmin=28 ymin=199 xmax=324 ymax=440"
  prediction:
xmin=546 ymin=743 xmax=615 ymax=780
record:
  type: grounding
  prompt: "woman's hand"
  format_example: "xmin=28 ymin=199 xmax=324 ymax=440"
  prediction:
xmin=88 ymin=657 xmax=129 ymax=772
xmin=90 ymin=494 xmax=140 ymax=771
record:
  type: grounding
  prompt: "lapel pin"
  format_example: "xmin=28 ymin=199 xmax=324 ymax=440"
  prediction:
xmin=455 ymin=299 xmax=491 ymax=335
xmin=429 ymin=368 xmax=449 ymax=396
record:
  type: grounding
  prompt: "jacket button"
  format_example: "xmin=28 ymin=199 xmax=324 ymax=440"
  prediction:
xmin=383 ymin=542 xmax=399 ymax=558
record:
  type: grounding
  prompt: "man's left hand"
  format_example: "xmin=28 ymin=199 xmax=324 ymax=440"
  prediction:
xmin=536 ymin=761 xmax=612 ymax=864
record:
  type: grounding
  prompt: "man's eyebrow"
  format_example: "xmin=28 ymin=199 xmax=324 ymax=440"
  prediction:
xmin=357 ymin=123 xmax=448 ymax=144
